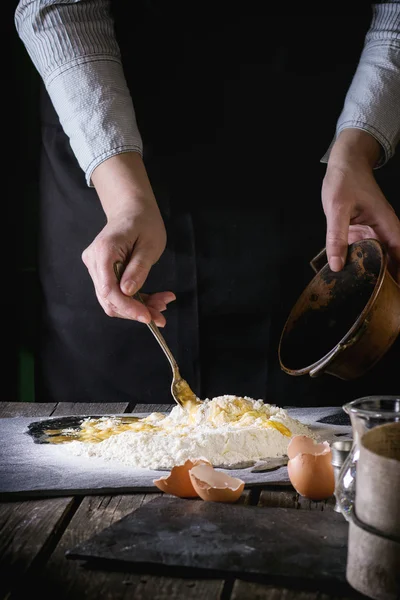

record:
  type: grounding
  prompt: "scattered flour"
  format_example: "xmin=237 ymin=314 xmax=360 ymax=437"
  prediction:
xmin=62 ymin=395 xmax=317 ymax=470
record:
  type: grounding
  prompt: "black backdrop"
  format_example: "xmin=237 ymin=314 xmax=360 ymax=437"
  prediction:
xmin=8 ymin=3 xmax=400 ymax=403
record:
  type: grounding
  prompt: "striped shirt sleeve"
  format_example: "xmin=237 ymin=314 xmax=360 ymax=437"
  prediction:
xmin=15 ymin=0 xmax=143 ymax=187
xmin=321 ymin=1 xmax=400 ymax=167
xmin=15 ymin=1 xmax=400 ymax=184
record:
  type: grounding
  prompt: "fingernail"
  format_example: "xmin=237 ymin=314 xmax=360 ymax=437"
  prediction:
xmin=330 ymin=257 xmax=344 ymax=272
xmin=138 ymin=315 xmax=150 ymax=324
xmin=124 ymin=280 xmax=136 ymax=295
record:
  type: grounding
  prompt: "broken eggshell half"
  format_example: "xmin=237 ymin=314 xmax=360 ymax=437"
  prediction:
xmin=189 ymin=463 xmax=245 ymax=502
xmin=287 ymin=435 xmax=335 ymax=501
xmin=153 ymin=458 xmax=211 ymax=498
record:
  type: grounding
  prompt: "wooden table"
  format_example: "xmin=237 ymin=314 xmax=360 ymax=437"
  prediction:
xmin=0 ymin=401 xmax=362 ymax=600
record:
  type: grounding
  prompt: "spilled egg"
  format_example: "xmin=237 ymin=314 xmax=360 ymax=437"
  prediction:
xmin=287 ymin=435 xmax=335 ymax=501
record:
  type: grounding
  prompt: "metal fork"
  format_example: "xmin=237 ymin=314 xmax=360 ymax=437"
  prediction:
xmin=113 ymin=261 xmax=201 ymax=410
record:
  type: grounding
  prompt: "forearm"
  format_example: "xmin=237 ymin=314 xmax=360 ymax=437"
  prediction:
xmin=322 ymin=2 xmax=400 ymax=167
xmin=92 ymin=152 xmax=158 ymax=221
xmin=15 ymin=0 xmax=142 ymax=186
xmin=327 ymin=129 xmax=381 ymax=170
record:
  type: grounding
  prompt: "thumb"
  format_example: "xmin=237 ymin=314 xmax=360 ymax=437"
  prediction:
xmin=325 ymin=203 xmax=351 ymax=272
xmin=120 ymin=242 xmax=155 ymax=296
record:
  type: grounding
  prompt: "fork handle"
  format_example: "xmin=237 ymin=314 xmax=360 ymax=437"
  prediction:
xmin=113 ymin=261 xmax=178 ymax=373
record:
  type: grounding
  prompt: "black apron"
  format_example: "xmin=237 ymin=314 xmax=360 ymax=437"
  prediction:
xmin=37 ymin=2 xmax=400 ymax=406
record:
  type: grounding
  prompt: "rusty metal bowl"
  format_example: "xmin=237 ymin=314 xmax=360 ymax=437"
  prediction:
xmin=278 ymin=239 xmax=400 ymax=380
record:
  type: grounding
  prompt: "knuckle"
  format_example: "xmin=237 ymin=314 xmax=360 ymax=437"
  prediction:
xmin=93 ymin=236 xmax=113 ymax=257
xmin=99 ymin=284 xmax=112 ymax=300
xmin=326 ymin=231 xmax=347 ymax=245
xmin=96 ymin=294 xmax=115 ymax=318
xmin=81 ymin=246 xmax=93 ymax=267
xmin=131 ymin=259 xmax=152 ymax=276
xmin=102 ymin=299 xmax=116 ymax=317
xmin=327 ymin=197 xmax=346 ymax=214
xmin=322 ymin=179 xmax=345 ymax=202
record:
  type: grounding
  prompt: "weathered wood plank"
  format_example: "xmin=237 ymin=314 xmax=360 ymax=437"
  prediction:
xmin=117 ymin=575 xmax=224 ymax=599
xmin=2 ymin=402 xmax=341 ymax=599
xmin=237 ymin=489 xmax=252 ymax=505
xmin=0 ymin=496 xmax=76 ymax=599
xmin=0 ymin=402 xmax=137 ymax=599
xmin=26 ymin=493 xmax=225 ymax=600
xmin=52 ymin=402 xmax=130 ymax=416
xmin=258 ymin=488 xmax=336 ymax=512
xmin=0 ymin=402 xmax=57 ymax=418
xmin=0 ymin=402 xmax=130 ymax=419
xmin=231 ymin=581 xmax=353 ymax=599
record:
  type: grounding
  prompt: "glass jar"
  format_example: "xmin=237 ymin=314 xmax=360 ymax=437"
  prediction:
xmin=334 ymin=395 xmax=400 ymax=521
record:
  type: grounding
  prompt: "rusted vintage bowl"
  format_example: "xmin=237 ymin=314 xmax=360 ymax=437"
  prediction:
xmin=279 ymin=239 xmax=400 ymax=380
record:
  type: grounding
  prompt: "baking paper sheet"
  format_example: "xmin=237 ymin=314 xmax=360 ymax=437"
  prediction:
xmin=0 ymin=406 xmax=351 ymax=497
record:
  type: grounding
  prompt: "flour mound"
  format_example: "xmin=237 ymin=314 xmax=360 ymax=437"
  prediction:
xmin=63 ymin=395 xmax=317 ymax=470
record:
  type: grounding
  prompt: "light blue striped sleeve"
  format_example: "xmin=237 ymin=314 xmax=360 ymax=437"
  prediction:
xmin=15 ymin=0 xmax=143 ymax=187
xmin=321 ymin=1 xmax=400 ymax=167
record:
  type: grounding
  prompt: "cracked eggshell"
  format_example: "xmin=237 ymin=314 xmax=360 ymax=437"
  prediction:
xmin=189 ymin=463 xmax=245 ymax=502
xmin=287 ymin=435 xmax=335 ymax=501
xmin=153 ymin=458 xmax=211 ymax=498
xmin=287 ymin=435 xmax=331 ymax=460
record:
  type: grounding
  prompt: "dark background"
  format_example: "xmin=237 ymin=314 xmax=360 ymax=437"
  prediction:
xmin=9 ymin=2 xmax=40 ymax=402
xmin=8 ymin=4 xmax=400 ymax=403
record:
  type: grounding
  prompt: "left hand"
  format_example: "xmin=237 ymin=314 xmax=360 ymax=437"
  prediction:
xmin=83 ymin=152 xmax=174 ymax=326
xmin=322 ymin=129 xmax=400 ymax=282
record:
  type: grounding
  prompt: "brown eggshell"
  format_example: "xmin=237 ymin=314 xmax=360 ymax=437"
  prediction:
xmin=189 ymin=464 xmax=245 ymax=503
xmin=153 ymin=458 xmax=211 ymax=498
xmin=287 ymin=451 xmax=335 ymax=501
xmin=287 ymin=435 xmax=331 ymax=460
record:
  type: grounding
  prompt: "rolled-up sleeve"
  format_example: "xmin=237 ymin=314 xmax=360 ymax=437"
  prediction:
xmin=15 ymin=0 xmax=143 ymax=186
xmin=321 ymin=2 xmax=400 ymax=167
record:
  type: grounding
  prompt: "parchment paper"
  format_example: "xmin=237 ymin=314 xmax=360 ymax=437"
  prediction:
xmin=0 ymin=406 xmax=351 ymax=497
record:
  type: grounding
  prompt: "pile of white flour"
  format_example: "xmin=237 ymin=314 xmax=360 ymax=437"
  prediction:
xmin=63 ymin=395 xmax=316 ymax=470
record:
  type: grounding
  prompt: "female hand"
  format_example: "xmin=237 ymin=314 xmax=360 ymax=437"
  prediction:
xmin=322 ymin=129 xmax=400 ymax=282
xmin=82 ymin=152 xmax=175 ymax=325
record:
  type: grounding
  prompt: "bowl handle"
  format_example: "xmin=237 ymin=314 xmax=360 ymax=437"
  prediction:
xmin=310 ymin=247 xmax=328 ymax=274
xmin=309 ymin=322 xmax=369 ymax=378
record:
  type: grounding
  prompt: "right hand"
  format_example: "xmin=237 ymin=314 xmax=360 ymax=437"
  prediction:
xmin=322 ymin=129 xmax=400 ymax=283
xmin=81 ymin=152 xmax=175 ymax=326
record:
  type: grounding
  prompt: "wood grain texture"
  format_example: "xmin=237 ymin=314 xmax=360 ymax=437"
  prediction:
xmin=0 ymin=496 xmax=76 ymax=600
xmin=29 ymin=493 xmax=225 ymax=600
xmin=114 ymin=575 xmax=224 ymax=600
xmin=237 ymin=489 xmax=252 ymax=505
xmin=231 ymin=581 xmax=354 ymax=600
xmin=258 ymin=489 xmax=336 ymax=511
xmin=0 ymin=402 xmax=57 ymax=418
xmin=0 ymin=402 xmax=129 ymax=599
xmin=0 ymin=402 xmax=349 ymax=600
